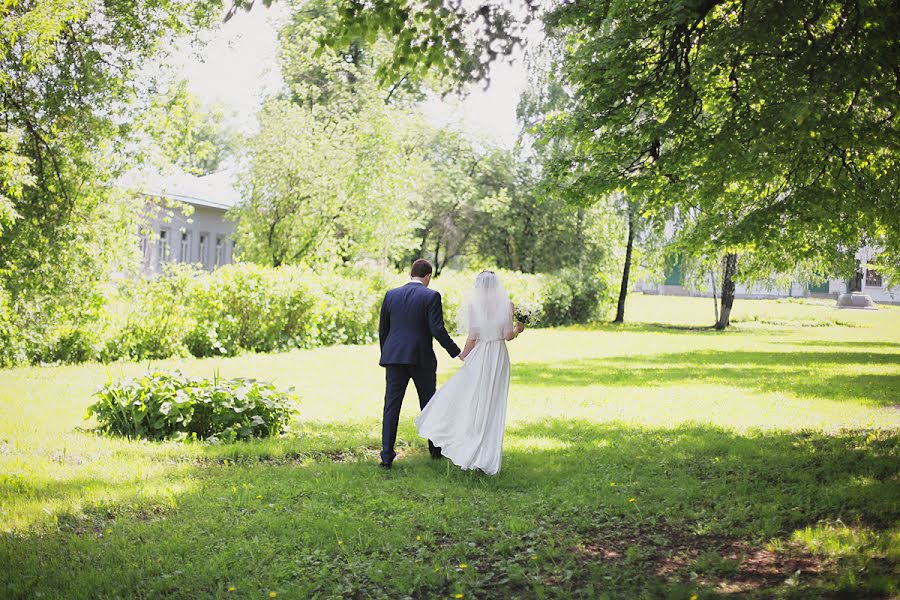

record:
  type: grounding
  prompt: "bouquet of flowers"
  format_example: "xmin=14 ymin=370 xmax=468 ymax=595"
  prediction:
xmin=514 ymin=304 xmax=540 ymax=327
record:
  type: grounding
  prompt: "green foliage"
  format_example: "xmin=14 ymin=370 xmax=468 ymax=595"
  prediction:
xmin=231 ymin=0 xmax=425 ymax=269
xmin=0 ymin=0 xmax=223 ymax=369
xmin=403 ymin=126 xmax=499 ymax=274
xmin=279 ymin=0 xmax=421 ymax=110
xmin=104 ymin=265 xmax=198 ymax=362
xmin=0 ymin=263 xmax=610 ymax=367
xmin=232 ymin=98 xmax=419 ymax=267
xmin=541 ymin=0 xmax=900 ymax=280
xmin=546 ymin=267 xmax=607 ymax=326
xmin=317 ymin=0 xmax=536 ymax=87
xmin=88 ymin=370 xmax=298 ymax=442
xmin=43 ymin=326 xmax=105 ymax=365
xmin=312 ymin=271 xmax=385 ymax=346
xmin=184 ymin=264 xmax=390 ymax=356
xmin=185 ymin=264 xmax=319 ymax=356
xmin=139 ymin=82 xmax=243 ymax=176
xmin=0 ymin=128 xmax=30 ymax=236
xmin=0 ymin=287 xmax=25 ymax=368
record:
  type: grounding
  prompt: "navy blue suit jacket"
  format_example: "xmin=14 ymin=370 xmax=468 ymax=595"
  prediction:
xmin=379 ymin=282 xmax=461 ymax=367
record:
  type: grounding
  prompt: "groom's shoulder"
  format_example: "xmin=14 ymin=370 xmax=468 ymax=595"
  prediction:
xmin=387 ymin=283 xmax=439 ymax=299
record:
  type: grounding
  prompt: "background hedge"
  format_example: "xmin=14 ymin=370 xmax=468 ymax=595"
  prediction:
xmin=0 ymin=264 xmax=609 ymax=367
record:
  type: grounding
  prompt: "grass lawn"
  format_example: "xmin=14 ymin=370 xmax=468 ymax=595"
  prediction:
xmin=2 ymin=294 xmax=898 ymax=598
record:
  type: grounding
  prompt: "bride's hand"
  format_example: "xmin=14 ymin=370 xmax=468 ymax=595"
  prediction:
xmin=514 ymin=322 xmax=525 ymax=334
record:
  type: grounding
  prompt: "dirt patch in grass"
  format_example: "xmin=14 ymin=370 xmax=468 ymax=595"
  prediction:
xmin=573 ymin=522 xmax=831 ymax=593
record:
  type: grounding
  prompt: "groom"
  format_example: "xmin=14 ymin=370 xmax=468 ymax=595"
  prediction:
xmin=378 ymin=258 xmax=461 ymax=468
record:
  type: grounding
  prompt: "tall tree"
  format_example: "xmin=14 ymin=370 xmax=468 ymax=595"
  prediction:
xmin=0 ymin=0 xmax=221 ymax=347
xmin=520 ymin=38 xmax=644 ymax=320
xmin=140 ymin=82 xmax=243 ymax=176
xmin=231 ymin=98 xmax=419 ymax=267
xmin=541 ymin=0 xmax=899 ymax=327
xmin=231 ymin=0 xmax=424 ymax=268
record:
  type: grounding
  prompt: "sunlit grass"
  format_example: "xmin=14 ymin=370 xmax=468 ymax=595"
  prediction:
xmin=1 ymin=295 xmax=898 ymax=598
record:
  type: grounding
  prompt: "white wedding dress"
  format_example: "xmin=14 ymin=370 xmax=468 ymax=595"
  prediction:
xmin=415 ymin=272 xmax=513 ymax=475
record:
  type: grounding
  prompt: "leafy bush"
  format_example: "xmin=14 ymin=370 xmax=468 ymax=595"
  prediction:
xmin=44 ymin=326 xmax=104 ymax=364
xmin=313 ymin=272 xmax=383 ymax=346
xmin=102 ymin=265 xmax=197 ymax=361
xmin=186 ymin=264 xmax=319 ymax=356
xmin=0 ymin=288 xmax=107 ymax=366
xmin=541 ymin=268 xmax=608 ymax=326
xmin=87 ymin=371 xmax=298 ymax=442
xmin=0 ymin=263 xmax=609 ymax=368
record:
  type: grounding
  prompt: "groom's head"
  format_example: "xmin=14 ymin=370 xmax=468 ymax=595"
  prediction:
xmin=410 ymin=259 xmax=433 ymax=287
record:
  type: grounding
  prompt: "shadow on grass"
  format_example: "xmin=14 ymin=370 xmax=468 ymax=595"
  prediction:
xmin=773 ymin=340 xmax=900 ymax=350
xmin=563 ymin=321 xmax=857 ymax=335
xmin=2 ymin=420 xmax=898 ymax=598
xmin=512 ymin=350 xmax=900 ymax=406
xmin=563 ymin=322 xmax=725 ymax=335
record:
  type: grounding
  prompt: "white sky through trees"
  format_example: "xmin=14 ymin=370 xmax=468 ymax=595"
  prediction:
xmin=178 ymin=5 xmax=530 ymax=148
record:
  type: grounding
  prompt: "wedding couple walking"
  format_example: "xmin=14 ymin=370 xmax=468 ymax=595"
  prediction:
xmin=378 ymin=259 xmax=525 ymax=475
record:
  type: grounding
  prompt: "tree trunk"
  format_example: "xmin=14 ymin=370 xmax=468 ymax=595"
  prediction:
xmin=710 ymin=269 xmax=719 ymax=324
xmin=433 ymin=238 xmax=442 ymax=276
xmin=715 ymin=253 xmax=738 ymax=330
xmin=614 ymin=206 xmax=636 ymax=324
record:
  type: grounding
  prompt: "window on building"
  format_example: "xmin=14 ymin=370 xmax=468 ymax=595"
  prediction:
xmin=865 ymin=268 xmax=883 ymax=288
xmin=198 ymin=233 xmax=209 ymax=268
xmin=215 ymin=235 xmax=225 ymax=267
xmin=158 ymin=228 xmax=170 ymax=264
xmin=180 ymin=230 xmax=192 ymax=263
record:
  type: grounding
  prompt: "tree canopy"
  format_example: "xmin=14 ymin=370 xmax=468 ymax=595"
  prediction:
xmin=233 ymin=0 xmax=538 ymax=86
xmin=0 ymin=0 xmax=220 ymax=343
xmin=541 ymin=0 xmax=899 ymax=279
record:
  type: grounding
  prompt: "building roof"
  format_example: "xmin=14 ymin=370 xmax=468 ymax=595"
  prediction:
xmin=142 ymin=168 xmax=242 ymax=211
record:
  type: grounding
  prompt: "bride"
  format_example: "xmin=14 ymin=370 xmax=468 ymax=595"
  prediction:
xmin=415 ymin=270 xmax=525 ymax=475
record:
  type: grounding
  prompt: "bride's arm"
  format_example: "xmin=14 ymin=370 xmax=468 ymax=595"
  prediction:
xmin=505 ymin=302 xmax=525 ymax=341
xmin=459 ymin=335 xmax=478 ymax=360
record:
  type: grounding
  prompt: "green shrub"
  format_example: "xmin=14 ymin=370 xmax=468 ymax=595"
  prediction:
xmin=539 ymin=274 xmax=575 ymax=326
xmin=102 ymin=265 xmax=197 ymax=361
xmin=44 ymin=326 xmax=104 ymax=364
xmin=541 ymin=268 xmax=607 ymax=326
xmin=186 ymin=264 xmax=319 ymax=356
xmin=0 ymin=263 xmax=609 ymax=368
xmin=87 ymin=370 xmax=298 ymax=442
xmin=0 ymin=289 xmax=108 ymax=366
xmin=313 ymin=272 xmax=383 ymax=346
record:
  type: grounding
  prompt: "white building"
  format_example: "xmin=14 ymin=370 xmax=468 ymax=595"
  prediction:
xmin=138 ymin=170 xmax=240 ymax=273
xmin=637 ymin=247 xmax=898 ymax=305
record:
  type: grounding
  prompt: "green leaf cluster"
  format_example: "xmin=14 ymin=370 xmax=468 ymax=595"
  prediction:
xmin=319 ymin=0 xmax=535 ymax=87
xmin=87 ymin=370 xmax=298 ymax=442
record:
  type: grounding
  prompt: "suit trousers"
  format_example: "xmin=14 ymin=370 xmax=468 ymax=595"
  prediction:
xmin=381 ymin=363 xmax=438 ymax=464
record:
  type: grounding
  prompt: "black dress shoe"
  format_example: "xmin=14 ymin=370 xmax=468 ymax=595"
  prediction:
xmin=379 ymin=462 xmax=392 ymax=469
xmin=430 ymin=450 xmax=443 ymax=460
